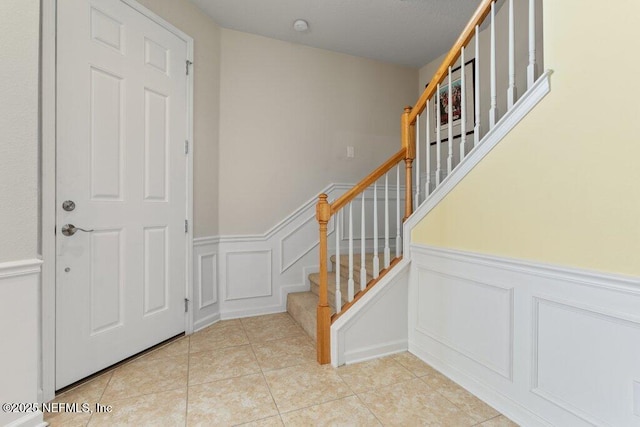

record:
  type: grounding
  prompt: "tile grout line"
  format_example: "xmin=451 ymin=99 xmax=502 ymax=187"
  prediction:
xmin=417 ymin=374 xmax=497 ymax=424
xmin=184 ymin=336 xmax=191 ymax=427
xmin=354 ymin=394 xmax=385 ymax=426
xmin=86 ymin=370 xmax=114 ymax=426
xmin=242 ymin=316 xmax=282 ymax=424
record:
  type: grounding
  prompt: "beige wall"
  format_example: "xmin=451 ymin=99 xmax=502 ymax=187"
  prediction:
xmin=0 ymin=0 xmax=40 ymax=263
xmin=218 ymin=29 xmax=417 ymax=235
xmin=412 ymin=0 xmax=640 ymax=276
xmin=137 ymin=0 xmax=221 ymax=237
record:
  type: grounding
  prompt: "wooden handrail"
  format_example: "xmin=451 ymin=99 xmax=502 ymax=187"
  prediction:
xmin=330 ymin=148 xmax=406 ymax=215
xmin=409 ymin=0 xmax=494 ymax=124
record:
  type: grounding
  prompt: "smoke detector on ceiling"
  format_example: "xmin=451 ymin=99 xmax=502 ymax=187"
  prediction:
xmin=293 ymin=19 xmax=309 ymax=32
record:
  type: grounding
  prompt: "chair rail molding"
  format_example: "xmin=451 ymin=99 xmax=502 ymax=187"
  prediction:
xmin=409 ymin=243 xmax=640 ymax=426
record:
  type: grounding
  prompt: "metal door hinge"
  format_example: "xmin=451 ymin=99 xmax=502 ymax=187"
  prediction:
xmin=186 ymin=60 xmax=193 ymax=75
xmin=184 ymin=298 xmax=189 ymax=312
xmin=185 ymin=220 xmax=188 ymax=233
xmin=185 ymin=140 xmax=189 ymax=154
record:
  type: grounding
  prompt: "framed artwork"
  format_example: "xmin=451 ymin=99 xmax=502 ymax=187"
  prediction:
xmin=429 ymin=58 xmax=475 ymax=144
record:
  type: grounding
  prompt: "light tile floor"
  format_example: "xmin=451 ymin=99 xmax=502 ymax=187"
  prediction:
xmin=45 ymin=313 xmax=518 ymax=426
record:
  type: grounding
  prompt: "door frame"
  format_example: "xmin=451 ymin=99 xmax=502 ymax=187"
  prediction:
xmin=41 ymin=0 xmax=194 ymax=403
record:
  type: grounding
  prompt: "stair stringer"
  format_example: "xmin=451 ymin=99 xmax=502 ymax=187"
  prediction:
xmin=403 ymin=70 xmax=553 ymax=258
xmin=330 ymin=259 xmax=410 ymax=367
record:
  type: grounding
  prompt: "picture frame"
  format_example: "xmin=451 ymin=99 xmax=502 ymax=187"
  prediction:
xmin=429 ymin=58 xmax=475 ymax=144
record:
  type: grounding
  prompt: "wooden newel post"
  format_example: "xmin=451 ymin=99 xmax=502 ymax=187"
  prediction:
xmin=316 ymin=193 xmax=331 ymax=364
xmin=401 ymin=106 xmax=415 ymax=221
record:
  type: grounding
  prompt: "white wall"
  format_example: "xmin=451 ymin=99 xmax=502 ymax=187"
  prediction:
xmin=136 ymin=0 xmax=221 ymax=238
xmin=409 ymin=245 xmax=640 ymax=426
xmin=218 ymin=29 xmax=417 ymax=235
xmin=0 ymin=262 xmax=43 ymax=427
xmin=0 ymin=0 xmax=40 ymax=263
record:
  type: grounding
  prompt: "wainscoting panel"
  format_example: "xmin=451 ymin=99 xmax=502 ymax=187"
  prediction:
xmin=415 ymin=269 xmax=513 ymax=379
xmin=409 ymin=244 xmax=640 ymax=427
xmin=193 ymin=238 xmax=219 ymax=331
xmin=224 ymin=249 xmax=272 ymax=301
xmin=0 ymin=259 xmax=45 ymax=427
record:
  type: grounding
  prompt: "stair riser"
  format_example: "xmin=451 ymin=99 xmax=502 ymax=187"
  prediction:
xmin=310 ymin=282 xmax=349 ymax=309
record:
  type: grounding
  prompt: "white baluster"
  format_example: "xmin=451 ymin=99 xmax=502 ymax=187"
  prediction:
xmin=415 ymin=113 xmax=420 ymax=208
xmin=489 ymin=1 xmax=497 ymax=128
xmin=384 ymin=172 xmax=390 ymax=269
xmin=335 ymin=212 xmax=341 ymax=312
xmin=460 ymin=46 xmax=466 ymax=160
xmin=507 ymin=0 xmax=516 ymax=109
xmin=348 ymin=202 xmax=354 ymax=302
xmin=426 ymin=101 xmax=431 ymax=195
xmin=396 ymin=164 xmax=401 ymax=258
xmin=360 ymin=193 xmax=366 ymax=291
xmin=436 ymin=83 xmax=442 ymax=186
xmin=474 ymin=25 xmax=481 ymax=147
xmin=447 ymin=66 xmax=453 ymax=175
xmin=372 ymin=181 xmax=380 ymax=278
xmin=528 ymin=0 xmax=537 ymax=89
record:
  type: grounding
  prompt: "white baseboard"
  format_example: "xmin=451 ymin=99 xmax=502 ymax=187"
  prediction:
xmin=409 ymin=342 xmax=551 ymax=427
xmin=4 ymin=411 xmax=46 ymax=427
xmin=331 ymin=260 xmax=410 ymax=367
xmin=0 ymin=260 xmax=42 ymax=427
xmin=193 ymin=312 xmax=221 ymax=332
xmin=344 ymin=339 xmax=408 ymax=365
xmin=409 ymin=244 xmax=640 ymax=426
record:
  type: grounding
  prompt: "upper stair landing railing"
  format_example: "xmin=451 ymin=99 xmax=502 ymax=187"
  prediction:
xmin=315 ymin=0 xmax=541 ymax=364
xmin=412 ymin=0 xmax=541 ymax=206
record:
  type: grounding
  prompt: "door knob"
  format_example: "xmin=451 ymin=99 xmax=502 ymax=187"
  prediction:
xmin=61 ymin=224 xmax=94 ymax=236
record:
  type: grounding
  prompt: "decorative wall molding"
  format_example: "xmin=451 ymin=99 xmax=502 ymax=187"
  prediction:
xmin=192 ymin=183 xmax=361 ymax=327
xmin=0 ymin=260 xmax=43 ymax=427
xmin=413 ymin=268 xmax=514 ymax=380
xmin=197 ymin=252 xmax=217 ymax=309
xmin=403 ymin=71 xmax=553 ymax=256
xmin=331 ymin=259 xmax=410 ymax=367
xmin=4 ymin=411 xmax=46 ymax=427
xmin=192 ymin=239 xmax=219 ymax=331
xmin=224 ymin=249 xmax=273 ymax=301
xmin=0 ymin=259 xmax=43 ymax=280
xmin=411 ymin=244 xmax=640 ymax=295
xmin=279 ymin=214 xmax=317 ymax=274
xmin=408 ymin=243 xmax=640 ymax=426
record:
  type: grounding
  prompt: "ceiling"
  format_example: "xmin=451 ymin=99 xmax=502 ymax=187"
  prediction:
xmin=190 ymin=0 xmax=482 ymax=68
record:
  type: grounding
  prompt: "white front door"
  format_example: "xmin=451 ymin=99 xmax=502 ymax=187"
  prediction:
xmin=56 ymin=0 xmax=189 ymax=388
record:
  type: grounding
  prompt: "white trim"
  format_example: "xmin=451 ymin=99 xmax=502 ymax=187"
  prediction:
xmin=411 ymin=243 xmax=640 ymax=296
xmin=41 ymin=0 xmax=195 ymax=401
xmin=193 ymin=312 xmax=221 ymax=332
xmin=331 ymin=259 xmax=410 ymax=367
xmin=41 ymin=0 xmax=57 ymax=404
xmin=4 ymin=411 xmax=46 ymax=427
xmin=220 ymin=305 xmax=286 ymax=320
xmin=342 ymin=339 xmax=407 ymax=365
xmin=224 ymin=249 xmax=273 ymax=301
xmin=279 ymin=214 xmax=317 ymax=274
xmin=0 ymin=259 xmax=42 ymax=280
xmin=216 ymin=183 xmax=353 ymax=243
xmin=409 ymin=244 xmax=640 ymax=426
xmin=194 ymin=236 xmax=220 ymax=247
xmin=409 ymin=343 xmax=553 ymax=427
xmin=197 ymin=252 xmax=217 ymax=308
xmin=403 ymin=70 xmax=553 ymax=256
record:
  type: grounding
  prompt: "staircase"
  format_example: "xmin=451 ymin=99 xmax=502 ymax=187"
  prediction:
xmin=288 ymin=253 xmax=379 ymax=340
xmin=286 ymin=0 xmax=543 ymax=365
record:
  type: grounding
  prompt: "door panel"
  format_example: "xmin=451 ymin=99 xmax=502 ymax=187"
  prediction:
xmin=56 ymin=0 xmax=188 ymax=388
